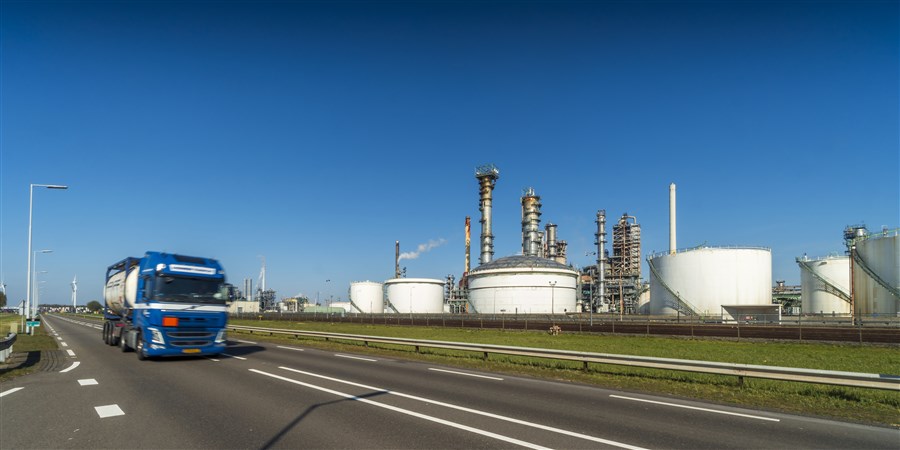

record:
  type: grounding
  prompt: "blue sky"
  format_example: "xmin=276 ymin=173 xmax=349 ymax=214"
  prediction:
xmin=2 ymin=1 xmax=897 ymax=306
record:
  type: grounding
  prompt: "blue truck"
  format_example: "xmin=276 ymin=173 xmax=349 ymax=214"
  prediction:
xmin=102 ymin=252 xmax=229 ymax=359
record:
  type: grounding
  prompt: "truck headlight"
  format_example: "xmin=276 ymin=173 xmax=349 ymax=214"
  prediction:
xmin=215 ymin=330 xmax=226 ymax=344
xmin=148 ymin=327 xmax=165 ymax=344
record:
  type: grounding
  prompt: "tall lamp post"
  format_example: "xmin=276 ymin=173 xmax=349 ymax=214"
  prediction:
xmin=31 ymin=250 xmax=52 ymax=319
xmin=25 ymin=183 xmax=67 ymax=330
xmin=549 ymin=280 xmax=557 ymax=325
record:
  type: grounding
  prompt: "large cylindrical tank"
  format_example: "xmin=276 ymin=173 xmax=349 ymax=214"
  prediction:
xmin=384 ymin=278 xmax=445 ymax=313
xmin=798 ymin=256 xmax=850 ymax=314
xmin=853 ymin=232 xmax=899 ymax=316
xmin=467 ymin=255 xmax=579 ymax=314
xmin=104 ymin=267 xmax=139 ymax=316
xmin=649 ymin=247 xmax=772 ymax=315
xmin=349 ymin=281 xmax=384 ymax=313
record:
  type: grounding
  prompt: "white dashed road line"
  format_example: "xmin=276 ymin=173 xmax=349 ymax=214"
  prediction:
xmin=223 ymin=354 xmax=247 ymax=360
xmin=235 ymin=339 xmax=257 ymax=345
xmin=609 ymin=395 xmax=780 ymax=422
xmin=277 ymin=346 xmax=305 ymax=351
xmin=428 ymin=368 xmax=504 ymax=381
xmin=78 ymin=379 xmax=98 ymax=386
xmin=95 ymin=405 xmax=125 ymax=418
xmin=60 ymin=362 xmax=81 ymax=373
xmin=66 ymin=349 xmax=76 ymax=357
xmin=0 ymin=387 xmax=24 ymax=397
xmin=334 ymin=354 xmax=377 ymax=362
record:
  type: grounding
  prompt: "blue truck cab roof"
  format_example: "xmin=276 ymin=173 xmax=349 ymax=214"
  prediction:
xmin=107 ymin=252 xmax=225 ymax=280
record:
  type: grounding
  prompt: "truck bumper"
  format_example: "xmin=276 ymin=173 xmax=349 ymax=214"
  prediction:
xmin=146 ymin=341 xmax=227 ymax=357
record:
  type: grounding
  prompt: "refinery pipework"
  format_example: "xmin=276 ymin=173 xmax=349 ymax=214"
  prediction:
xmin=521 ymin=187 xmax=543 ymax=257
xmin=476 ymin=164 xmax=500 ymax=265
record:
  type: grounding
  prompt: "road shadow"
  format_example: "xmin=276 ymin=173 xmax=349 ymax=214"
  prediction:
xmin=0 ymin=351 xmax=41 ymax=374
xmin=260 ymin=390 xmax=389 ymax=449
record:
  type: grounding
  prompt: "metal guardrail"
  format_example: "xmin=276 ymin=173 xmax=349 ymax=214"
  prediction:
xmin=0 ymin=333 xmax=17 ymax=363
xmin=227 ymin=324 xmax=900 ymax=391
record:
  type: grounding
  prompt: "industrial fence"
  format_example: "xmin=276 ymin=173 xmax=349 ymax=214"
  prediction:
xmin=227 ymin=324 xmax=900 ymax=391
xmin=229 ymin=312 xmax=900 ymax=344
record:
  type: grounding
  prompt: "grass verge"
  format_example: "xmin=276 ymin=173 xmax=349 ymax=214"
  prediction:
xmin=231 ymin=318 xmax=900 ymax=427
xmin=0 ymin=314 xmax=59 ymax=382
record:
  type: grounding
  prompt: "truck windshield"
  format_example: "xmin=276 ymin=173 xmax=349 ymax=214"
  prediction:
xmin=153 ymin=276 xmax=225 ymax=304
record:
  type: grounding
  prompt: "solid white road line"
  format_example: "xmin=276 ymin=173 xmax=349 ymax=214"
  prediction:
xmin=78 ymin=379 xmax=98 ymax=386
xmin=334 ymin=354 xmax=377 ymax=362
xmin=279 ymin=366 xmax=647 ymax=450
xmin=223 ymin=354 xmax=247 ymax=360
xmin=276 ymin=345 xmax=305 ymax=351
xmin=95 ymin=405 xmax=125 ymax=418
xmin=0 ymin=387 xmax=24 ymax=397
xmin=428 ymin=368 xmax=503 ymax=381
xmin=60 ymin=362 xmax=81 ymax=373
xmin=250 ymin=369 xmax=551 ymax=450
xmin=609 ymin=395 xmax=780 ymax=422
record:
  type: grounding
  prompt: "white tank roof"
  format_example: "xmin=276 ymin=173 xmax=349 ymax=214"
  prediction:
xmin=470 ymin=255 xmax=576 ymax=274
xmin=384 ymin=277 xmax=444 ymax=285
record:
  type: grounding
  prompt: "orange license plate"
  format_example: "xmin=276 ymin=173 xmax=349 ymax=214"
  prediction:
xmin=182 ymin=348 xmax=201 ymax=354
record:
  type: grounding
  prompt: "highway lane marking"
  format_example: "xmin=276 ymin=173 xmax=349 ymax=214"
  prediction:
xmin=335 ymin=354 xmax=377 ymax=362
xmin=60 ymin=362 xmax=81 ymax=373
xmin=278 ymin=366 xmax=647 ymax=450
xmin=61 ymin=342 xmax=68 ymax=347
xmin=66 ymin=349 xmax=76 ymax=357
xmin=0 ymin=387 xmax=24 ymax=397
xmin=428 ymin=368 xmax=503 ymax=381
xmin=95 ymin=404 xmax=125 ymax=418
xmin=78 ymin=379 xmax=98 ymax=386
xmin=223 ymin=354 xmax=247 ymax=360
xmin=609 ymin=395 xmax=780 ymax=422
xmin=276 ymin=345 xmax=305 ymax=351
xmin=235 ymin=339 xmax=257 ymax=345
xmin=250 ymin=369 xmax=552 ymax=450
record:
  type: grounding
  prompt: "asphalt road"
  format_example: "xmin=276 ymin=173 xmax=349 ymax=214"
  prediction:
xmin=1 ymin=315 xmax=896 ymax=449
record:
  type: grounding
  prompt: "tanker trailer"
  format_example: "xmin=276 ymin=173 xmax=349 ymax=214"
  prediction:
xmin=102 ymin=252 xmax=229 ymax=360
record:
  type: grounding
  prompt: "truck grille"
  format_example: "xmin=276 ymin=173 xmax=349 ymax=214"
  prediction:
xmin=166 ymin=331 xmax=215 ymax=347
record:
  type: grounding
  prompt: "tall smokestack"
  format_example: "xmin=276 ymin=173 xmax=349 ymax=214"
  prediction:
xmin=475 ymin=164 xmax=500 ymax=265
xmin=595 ymin=210 xmax=607 ymax=305
xmin=545 ymin=223 xmax=558 ymax=259
xmin=464 ymin=216 xmax=471 ymax=274
xmin=521 ymin=187 xmax=542 ymax=257
xmin=395 ymin=240 xmax=401 ymax=278
xmin=669 ymin=183 xmax=676 ymax=254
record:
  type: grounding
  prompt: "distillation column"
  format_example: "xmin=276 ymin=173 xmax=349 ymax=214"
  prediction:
xmin=476 ymin=164 xmax=500 ymax=265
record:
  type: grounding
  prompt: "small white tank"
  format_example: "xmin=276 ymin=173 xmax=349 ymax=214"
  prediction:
xmin=798 ymin=256 xmax=850 ymax=315
xmin=349 ymin=281 xmax=384 ymax=313
xmin=852 ymin=232 xmax=899 ymax=316
xmin=384 ymin=278 xmax=445 ymax=313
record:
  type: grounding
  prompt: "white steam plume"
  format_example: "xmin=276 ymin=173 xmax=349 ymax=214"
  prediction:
xmin=398 ymin=238 xmax=447 ymax=261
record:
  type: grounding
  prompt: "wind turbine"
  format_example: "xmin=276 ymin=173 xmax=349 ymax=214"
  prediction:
xmin=71 ymin=275 xmax=77 ymax=312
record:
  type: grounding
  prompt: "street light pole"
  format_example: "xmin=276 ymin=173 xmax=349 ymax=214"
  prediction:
xmin=31 ymin=250 xmax=52 ymax=320
xmin=549 ymin=280 xmax=557 ymax=325
xmin=25 ymin=183 xmax=67 ymax=328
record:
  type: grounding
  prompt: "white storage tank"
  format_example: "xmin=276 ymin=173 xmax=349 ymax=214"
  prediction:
xmin=467 ymin=255 xmax=579 ymax=314
xmin=648 ymin=247 xmax=772 ymax=315
xmin=349 ymin=281 xmax=384 ymax=313
xmin=798 ymin=255 xmax=850 ymax=315
xmin=852 ymin=231 xmax=899 ymax=316
xmin=384 ymin=278 xmax=445 ymax=313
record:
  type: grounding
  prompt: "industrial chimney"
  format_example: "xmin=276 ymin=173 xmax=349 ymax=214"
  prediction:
xmin=395 ymin=240 xmax=401 ymax=278
xmin=475 ymin=164 xmax=500 ymax=265
xmin=669 ymin=183 xmax=676 ymax=254
xmin=595 ymin=210 xmax=607 ymax=304
xmin=521 ymin=187 xmax=542 ymax=257
xmin=464 ymin=216 xmax=471 ymax=275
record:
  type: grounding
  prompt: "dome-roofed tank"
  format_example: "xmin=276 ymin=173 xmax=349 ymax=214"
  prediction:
xmin=467 ymin=255 xmax=578 ymax=314
xmin=797 ymin=255 xmax=850 ymax=315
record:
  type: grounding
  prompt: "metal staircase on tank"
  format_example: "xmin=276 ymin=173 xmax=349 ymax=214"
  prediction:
xmin=348 ymin=298 xmax=366 ymax=314
xmin=384 ymin=298 xmax=401 ymax=314
xmin=852 ymin=251 xmax=900 ymax=299
xmin=647 ymin=257 xmax=701 ymax=316
xmin=797 ymin=259 xmax=851 ymax=304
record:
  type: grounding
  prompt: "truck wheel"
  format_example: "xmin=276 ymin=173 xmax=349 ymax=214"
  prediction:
xmin=136 ymin=332 xmax=147 ymax=361
xmin=120 ymin=331 xmax=130 ymax=352
xmin=102 ymin=323 xmax=110 ymax=345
